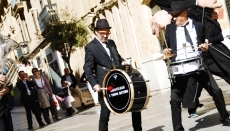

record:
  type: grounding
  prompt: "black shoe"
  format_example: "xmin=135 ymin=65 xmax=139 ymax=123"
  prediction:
xmin=28 ymin=127 xmax=33 ymax=130
xmin=56 ymin=116 xmax=62 ymax=121
xmin=70 ymin=106 xmax=78 ymax=115
xmin=222 ymin=117 xmax=230 ymax=126
xmin=39 ymin=123 xmax=45 ymax=128
xmin=66 ymin=113 xmax=72 ymax=116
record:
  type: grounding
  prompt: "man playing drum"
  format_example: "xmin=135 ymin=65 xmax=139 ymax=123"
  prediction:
xmin=83 ymin=19 xmax=142 ymax=131
xmin=163 ymin=1 xmax=230 ymax=130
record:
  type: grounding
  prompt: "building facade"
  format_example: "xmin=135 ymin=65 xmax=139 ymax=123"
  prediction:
xmin=0 ymin=0 xmax=230 ymax=104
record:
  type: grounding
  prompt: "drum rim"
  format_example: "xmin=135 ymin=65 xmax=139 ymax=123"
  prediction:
xmin=139 ymin=72 xmax=151 ymax=112
xmin=102 ymin=69 xmax=134 ymax=114
xmin=170 ymin=57 xmax=201 ymax=65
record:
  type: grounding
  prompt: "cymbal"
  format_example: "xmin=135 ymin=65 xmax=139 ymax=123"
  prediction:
xmin=154 ymin=53 xmax=175 ymax=61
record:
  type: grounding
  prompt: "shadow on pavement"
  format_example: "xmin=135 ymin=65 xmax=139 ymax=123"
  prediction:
xmin=147 ymin=125 xmax=165 ymax=131
xmin=189 ymin=112 xmax=221 ymax=131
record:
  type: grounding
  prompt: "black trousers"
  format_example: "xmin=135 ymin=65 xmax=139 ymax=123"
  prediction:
xmin=170 ymin=71 xmax=229 ymax=131
xmin=186 ymin=61 xmax=230 ymax=111
xmin=98 ymin=96 xmax=142 ymax=131
xmin=208 ymin=61 xmax=230 ymax=84
xmin=0 ymin=103 xmax=13 ymax=131
xmin=40 ymin=107 xmax=51 ymax=124
xmin=23 ymin=95 xmax=44 ymax=128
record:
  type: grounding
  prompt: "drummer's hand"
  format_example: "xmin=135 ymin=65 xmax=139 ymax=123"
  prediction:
xmin=0 ymin=86 xmax=9 ymax=97
xmin=199 ymin=43 xmax=209 ymax=51
xmin=0 ymin=75 xmax=7 ymax=84
xmin=93 ymin=84 xmax=101 ymax=92
xmin=163 ymin=48 xmax=172 ymax=54
xmin=121 ymin=60 xmax=127 ymax=65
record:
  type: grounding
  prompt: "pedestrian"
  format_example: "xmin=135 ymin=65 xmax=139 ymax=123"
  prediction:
xmin=61 ymin=68 xmax=85 ymax=109
xmin=61 ymin=80 xmax=78 ymax=116
xmin=31 ymin=68 xmax=61 ymax=124
xmin=83 ymin=18 xmax=142 ymax=131
xmin=164 ymin=1 xmax=230 ymax=130
xmin=16 ymin=71 xmax=45 ymax=130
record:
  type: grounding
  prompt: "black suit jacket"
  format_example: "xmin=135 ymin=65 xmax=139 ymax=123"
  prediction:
xmin=16 ymin=80 xmax=38 ymax=103
xmin=165 ymin=20 xmax=203 ymax=62
xmin=83 ymin=38 xmax=124 ymax=88
xmin=61 ymin=73 xmax=78 ymax=88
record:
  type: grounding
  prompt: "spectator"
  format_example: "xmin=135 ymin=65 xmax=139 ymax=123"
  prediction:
xmin=16 ymin=71 xmax=45 ymax=130
xmin=61 ymin=68 xmax=85 ymax=109
xmin=31 ymin=68 xmax=61 ymax=123
xmin=61 ymin=80 xmax=78 ymax=116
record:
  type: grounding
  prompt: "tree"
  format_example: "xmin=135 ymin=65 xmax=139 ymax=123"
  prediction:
xmin=44 ymin=9 xmax=88 ymax=73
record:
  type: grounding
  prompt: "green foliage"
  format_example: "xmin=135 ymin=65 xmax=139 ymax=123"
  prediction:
xmin=44 ymin=9 xmax=89 ymax=53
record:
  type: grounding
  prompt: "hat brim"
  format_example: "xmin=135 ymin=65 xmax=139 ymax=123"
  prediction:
xmin=94 ymin=27 xmax=112 ymax=30
xmin=169 ymin=9 xmax=186 ymax=14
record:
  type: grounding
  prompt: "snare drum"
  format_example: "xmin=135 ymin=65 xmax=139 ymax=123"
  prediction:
xmin=170 ymin=57 xmax=202 ymax=76
xmin=102 ymin=68 xmax=150 ymax=114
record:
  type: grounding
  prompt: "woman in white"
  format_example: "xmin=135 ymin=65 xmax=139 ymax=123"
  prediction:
xmin=61 ymin=80 xmax=78 ymax=116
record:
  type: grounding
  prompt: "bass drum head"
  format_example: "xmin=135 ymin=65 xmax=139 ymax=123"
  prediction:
xmin=103 ymin=69 xmax=133 ymax=114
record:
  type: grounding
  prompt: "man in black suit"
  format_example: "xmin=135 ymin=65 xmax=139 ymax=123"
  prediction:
xmin=84 ymin=19 xmax=142 ymax=131
xmin=61 ymin=68 xmax=85 ymax=108
xmin=0 ymin=75 xmax=14 ymax=131
xmin=163 ymin=1 xmax=230 ymax=130
xmin=16 ymin=71 xmax=45 ymax=130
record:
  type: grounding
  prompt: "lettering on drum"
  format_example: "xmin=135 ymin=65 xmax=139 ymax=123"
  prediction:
xmin=109 ymin=86 xmax=129 ymax=97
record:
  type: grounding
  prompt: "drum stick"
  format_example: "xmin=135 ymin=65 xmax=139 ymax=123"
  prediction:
xmin=192 ymin=43 xmax=212 ymax=50
xmin=100 ymin=88 xmax=108 ymax=90
xmin=177 ymin=43 xmax=212 ymax=51
xmin=161 ymin=29 xmax=169 ymax=49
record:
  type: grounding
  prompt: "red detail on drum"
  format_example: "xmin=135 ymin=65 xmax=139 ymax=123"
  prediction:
xmin=107 ymin=85 xmax=113 ymax=92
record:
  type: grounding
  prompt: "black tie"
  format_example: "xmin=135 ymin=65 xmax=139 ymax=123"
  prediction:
xmin=104 ymin=42 xmax=118 ymax=67
xmin=183 ymin=22 xmax=194 ymax=50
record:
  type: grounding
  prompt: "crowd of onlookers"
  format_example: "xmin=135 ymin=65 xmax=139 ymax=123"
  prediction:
xmin=15 ymin=67 xmax=92 ymax=130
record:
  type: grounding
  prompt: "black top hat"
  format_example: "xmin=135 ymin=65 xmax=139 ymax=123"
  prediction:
xmin=94 ymin=19 xmax=112 ymax=30
xmin=169 ymin=1 xmax=188 ymax=14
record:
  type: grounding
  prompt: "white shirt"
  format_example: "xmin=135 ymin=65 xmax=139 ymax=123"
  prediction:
xmin=66 ymin=75 xmax=73 ymax=84
xmin=23 ymin=81 xmax=31 ymax=95
xmin=176 ymin=18 xmax=200 ymax=61
xmin=95 ymin=37 xmax=111 ymax=57
xmin=35 ymin=78 xmax=45 ymax=88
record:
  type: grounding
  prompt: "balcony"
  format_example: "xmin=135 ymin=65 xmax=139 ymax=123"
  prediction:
xmin=38 ymin=4 xmax=59 ymax=36
xmin=17 ymin=41 xmax=29 ymax=59
xmin=12 ymin=0 xmax=24 ymax=17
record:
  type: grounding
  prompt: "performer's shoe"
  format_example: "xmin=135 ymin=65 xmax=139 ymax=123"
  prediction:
xmin=189 ymin=112 xmax=198 ymax=118
xmin=222 ymin=117 xmax=230 ymax=126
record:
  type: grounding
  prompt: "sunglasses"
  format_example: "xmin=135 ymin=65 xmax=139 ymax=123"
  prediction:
xmin=32 ymin=70 xmax=38 ymax=73
xmin=172 ymin=11 xmax=183 ymax=18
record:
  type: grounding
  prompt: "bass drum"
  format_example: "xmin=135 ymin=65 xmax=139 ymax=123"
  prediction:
xmin=102 ymin=68 xmax=150 ymax=114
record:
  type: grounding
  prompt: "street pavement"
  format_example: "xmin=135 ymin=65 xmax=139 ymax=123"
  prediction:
xmin=12 ymin=78 xmax=230 ymax=131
